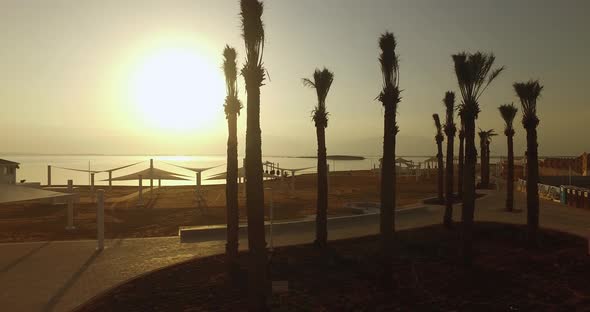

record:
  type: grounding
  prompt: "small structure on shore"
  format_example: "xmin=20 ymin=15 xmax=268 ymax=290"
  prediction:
xmin=0 ymin=159 xmax=20 ymax=185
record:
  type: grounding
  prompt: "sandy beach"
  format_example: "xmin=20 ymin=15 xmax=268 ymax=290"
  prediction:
xmin=0 ymin=170 xmax=442 ymax=243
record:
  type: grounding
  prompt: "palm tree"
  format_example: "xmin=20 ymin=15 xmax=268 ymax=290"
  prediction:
xmin=457 ymin=108 xmax=465 ymax=199
xmin=223 ymin=46 xmax=242 ymax=278
xmin=452 ymin=52 xmax=504 ymax=265
xmin=377 ymin=32 xmax=401 ymax=288
xmin=499 ymin=103 xmax=518 ymax=212
xmin=433 ymin=114 xmax=444 ymax=203
xmin=514 ymin=80 xmax=543 ymax=246
xmin=479 ymin=128 xmax=497 ymax=188
xmin=443 ymin=92 xmax=456 ymax=228
xmin=303 ymin=68 xmax=334 ymax=248
xmin=240 ymin=0 xmax=267 ymax=309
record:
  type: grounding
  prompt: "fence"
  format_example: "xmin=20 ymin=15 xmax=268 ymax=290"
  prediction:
xmin=517 ymin=179 xmax=563 ymax=202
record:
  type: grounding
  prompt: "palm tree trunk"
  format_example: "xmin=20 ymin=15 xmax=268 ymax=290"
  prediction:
xmin=226 ymin=113 xmax=240 ymax=277
xmin=315 ymin=126 xmax=328 ymax=247
xmin=245 ymin=82 xmax=267 ymax=309
xmin=458 ymin=131 xmax=464 ymax=199
xmin=462 ymin=117 xmax=477 ymax=266
xmin=436 ymin=140 xmax=444 ymax=202
xmin=526 ymin=128 xmax=539 ymax=246
xmin=380 ymin=105 xmax=396 ymax=287
xmin=506 ymin=135 xmax=514 ymax=211
xmin=444 ymin=135 xmax=454 ymax=228
xmin=485 ymin=142 xmax=490 ymax=187
xmin=480 ymin=139 xmax=487 ymax=188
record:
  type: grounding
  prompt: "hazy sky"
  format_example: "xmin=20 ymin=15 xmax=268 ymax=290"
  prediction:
xmin=1 ymin=0 xmax=589 ymax=156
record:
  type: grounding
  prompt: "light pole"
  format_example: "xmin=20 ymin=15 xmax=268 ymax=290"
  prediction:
xmin=265 ymin=187 xmax=274 ymax=251
xmin=96 ymin=189 xmax=104 ymax=251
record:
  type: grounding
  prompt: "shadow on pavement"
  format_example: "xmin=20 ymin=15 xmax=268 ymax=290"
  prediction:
xmin=43 ymin=249 xmax=102 ymax=312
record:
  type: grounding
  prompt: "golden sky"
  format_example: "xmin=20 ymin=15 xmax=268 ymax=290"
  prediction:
xmin=1 ymin=0 xmax=589 ymax=156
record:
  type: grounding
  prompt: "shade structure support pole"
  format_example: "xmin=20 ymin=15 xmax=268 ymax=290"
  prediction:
xmin=66 ymin=179 xmax=76 ymax=230
xmin=47 ymin=165 xmax=52 ymax=186
xmin=150 ymin=159 xmax=154 ymax=192
xmin=291 ymin=170 xmax=296 ymax=194
xmin=90 ymin=173 xmax=95 ymax=202
xmin=137 ymin=175 xmax=143 ymax=207
xmin=108 ymin=171 xmax=112 ymax=191
xmin=97 ymin=189 xmax=104 ymax=251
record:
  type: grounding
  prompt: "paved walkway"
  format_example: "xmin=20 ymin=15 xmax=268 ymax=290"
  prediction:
xmin=0 ymin=189 xmax=588 ymax=312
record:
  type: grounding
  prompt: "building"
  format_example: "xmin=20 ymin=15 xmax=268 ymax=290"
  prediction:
xmin=0 ymin=159 xmax=20 ymax=184
xmin=540 ymin=152 xmax=590 ymax=176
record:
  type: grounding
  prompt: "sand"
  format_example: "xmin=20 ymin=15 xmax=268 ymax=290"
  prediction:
xmin=0 ymin=170 xmax=440 ymax=243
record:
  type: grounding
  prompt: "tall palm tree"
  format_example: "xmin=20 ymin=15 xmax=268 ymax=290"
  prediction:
xmin=303 ymin=68 xmax=334 ymax=248
xmin=514 ymin=80 xmax=543 ymax=246
xmin=433 ymin=114 xmax=444 ymax=203
xmin=498 ymin=103 xmax=518 ymax=212
xmin=223 ymin=46 xmax=242 ymax=278
xmin=378 ymin=32 xmax=401 ymax=288
xmin=479 ymin=128 xmax=497 ymax=188
xmin=457 ymin=108 xmax=465 ymax=199
xmin=443 ymin=92 xmax=456 ymax=228
xmin=452 ymin=52 xmax=504 ymax=265
xmin=240 ymin=0 xmax=267 ymax=309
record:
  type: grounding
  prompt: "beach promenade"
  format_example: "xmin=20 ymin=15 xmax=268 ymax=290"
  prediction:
xmin=1 ymin=189 xmax=589 ymax=312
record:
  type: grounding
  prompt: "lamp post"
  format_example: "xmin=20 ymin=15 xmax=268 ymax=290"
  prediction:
xmin=66 ymin=179 xmax=75 ymax=230
xmin=265 ymin=187 xmax=274 ymax=251
xmin=97 ymin=189 xmax=104 ymax=251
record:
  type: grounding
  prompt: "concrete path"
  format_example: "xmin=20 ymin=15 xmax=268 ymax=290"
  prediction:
xmin=0 ymin=189 xmax=588 ymax=312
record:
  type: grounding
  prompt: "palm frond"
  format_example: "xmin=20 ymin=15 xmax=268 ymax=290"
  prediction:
xmin=222 ymin=45 xmax=242 ymax=116
xmin=443 ymin=91 xmax=456 ymax=135
xmin=304 ymin=68 xmax=334 ymax=128
xmin=452 ymin=52 xmax=503 ymax=118
xmin=514 ymin=80 xmax=543 ymax=129
xmin=433 ymin=114 xmax=444 ymax=141
xmin=498 ymin=103 xmax=517 ymax=134
xmin=240 ymin=0 xmax=265 ymax=86
xmin=378 ymin=32 xmax=401 ymax=110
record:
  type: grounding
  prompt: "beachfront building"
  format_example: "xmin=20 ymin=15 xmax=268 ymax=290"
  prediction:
xmin=0 ymin=159 xmax=20 ymax=184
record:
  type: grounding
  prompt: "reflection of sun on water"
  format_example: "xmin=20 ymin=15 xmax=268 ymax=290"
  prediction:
xmin=129 ymin=47 xmax=224 ymax=132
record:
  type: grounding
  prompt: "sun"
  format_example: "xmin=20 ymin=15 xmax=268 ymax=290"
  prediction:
xmin=129 ymin=47 xmax=225 ymax=132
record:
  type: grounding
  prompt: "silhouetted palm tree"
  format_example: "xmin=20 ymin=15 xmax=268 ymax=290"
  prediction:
xmin=377 ymin=32 xmax=401 ymax=288
xmin=223 ymin=46 xmax=242 ymax=279
xmin=433 ymin=114 xmax=444 ymax=203
xmin=457 ymin=108 xmax=465 ymax=199
xmin=514 ymin=80 xmax=543 ymax=247
xmin=303 ymin=68 xmax=334 ymax=248
xmin=499 ymin=103 xmax=518 ymax=212
xmin=452 ymin=52 xmax=504 ymax=265
xmin=443 ymin=92 xmax=456 ymax=228
xmin=240 ymin=0 xmax=267 ymax=309
xmin=478 ymin=129 xmax=497 ymax=188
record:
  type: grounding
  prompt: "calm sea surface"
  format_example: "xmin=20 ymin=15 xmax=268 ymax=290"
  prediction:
xmin=0 ymin=155 xmax=383 ymax=186
xmin=1 ymin=154 xmax=506 ymax=186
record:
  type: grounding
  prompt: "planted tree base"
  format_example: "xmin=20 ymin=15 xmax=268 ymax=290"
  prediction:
xmin=423 ymin=193 xmax=485 ymax=205
xmin=76 ymin=223 xmax=590 ymax=311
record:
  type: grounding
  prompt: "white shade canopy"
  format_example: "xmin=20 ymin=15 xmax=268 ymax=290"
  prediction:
xmin=53 ymin=161 xmax=144 ymax=174
xmin=106 ymin=167 xmax=191 ymax=181
xmin=0 ymin=185 xmax=72 ymax=204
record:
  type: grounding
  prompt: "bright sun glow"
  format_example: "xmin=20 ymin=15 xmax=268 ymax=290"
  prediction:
xmin=129 ymin=47 xmax=225 ymax=132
